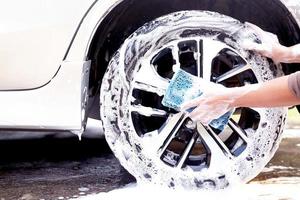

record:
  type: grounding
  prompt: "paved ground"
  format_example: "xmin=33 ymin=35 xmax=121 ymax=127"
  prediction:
xmin=0 ymin=122 xmax=299 ymax=200
xmin=0 ymin=130 xmax=135 ymax=200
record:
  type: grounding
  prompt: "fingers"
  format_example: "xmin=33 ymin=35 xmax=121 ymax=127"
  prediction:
xmin=189 ymin=108 xmax=210 ymax=125
xmin=189 ymin=107 xmax=216 ymax=126
xmin=266 ymin=32 xmax=279 ymax=42
xmin=181 ymin=96 xmax=205 ymax=111
xmin=188 ymin=104 xmax=206 ymax=119
xmin=188 ymin=102 xmax=231 ymax=126
xmin=241 ymin=40 xmax=270 ymax=58
xmin=245 ymin=22 xmax=279 ymax=43
xmin=245 ymin=22 xmax=266 ymax=37
xmin=241 ymin=40 xmax=263 ymax=51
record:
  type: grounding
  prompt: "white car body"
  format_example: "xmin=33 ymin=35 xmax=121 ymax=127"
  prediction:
xmin=0 ymin=0 xmax=299 ymax=134
xmin=0 ymin=0 xmax=121 ymax=132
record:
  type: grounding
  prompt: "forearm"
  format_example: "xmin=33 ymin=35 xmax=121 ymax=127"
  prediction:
xmin=182 ymin=73 xmax=300 ymax=124
xmin=229 ymin=75 xmax=300 ymax=108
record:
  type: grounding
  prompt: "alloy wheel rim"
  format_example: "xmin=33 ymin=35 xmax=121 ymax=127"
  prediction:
xmin=129 ymin=37 xmax=262 ymax=172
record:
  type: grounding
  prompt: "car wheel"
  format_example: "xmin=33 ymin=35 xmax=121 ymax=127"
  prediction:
xmin=100 ymin=11 xmax=286 ymax=189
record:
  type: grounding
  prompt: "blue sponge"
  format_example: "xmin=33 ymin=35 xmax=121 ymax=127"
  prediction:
xmin=162 ymin=69 xmax=233 ymax=131
xmin=162 ymin=69 xmax=202 ymax=111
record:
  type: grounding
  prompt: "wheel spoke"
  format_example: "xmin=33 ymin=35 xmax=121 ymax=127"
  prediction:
xmin=176 ymin=132 xmax=199 ymax=168
xmin=206 ymin=125 xmax=233 ymax=158
xmin=228 ymin=119 xmax=249 ymax=143
xmin=215 ymin=63 xmax=251 ymax=83
xmin=196 ymin=123 xmax=233 ymax=170
xmin=157 ymin=113 xmax=187 ymax=157
xmin=130 ymin=104 xmax=167 ymax=117
xmin=133 ymin=82 xmax=166 ymax=96
xmin=202 ymin=40 xmax=226 ymax=81
xmin=171 ymin=44 xmax=181 ymax=73
xmin=134 ymin=60 xmax=169 ymax=96
xmin=198 ymin=39 xmax=203 ymax=78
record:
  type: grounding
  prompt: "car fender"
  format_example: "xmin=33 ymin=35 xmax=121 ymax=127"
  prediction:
xmin=64 ymin=0 xmax=122 ymax=61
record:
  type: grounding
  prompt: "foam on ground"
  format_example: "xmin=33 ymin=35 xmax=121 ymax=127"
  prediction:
xmin=75 ymin=177 xmax=300 ymax=200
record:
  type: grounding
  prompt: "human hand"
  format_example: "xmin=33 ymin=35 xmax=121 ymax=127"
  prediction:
xmin=242 ymin=22 xmax=285 ymax=63
xmin=180 ymin=80 xmax=235 ymax=125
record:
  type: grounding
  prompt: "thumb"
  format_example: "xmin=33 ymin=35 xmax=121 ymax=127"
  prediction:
xmin=241 ymin=40 xmax=261 ymax=50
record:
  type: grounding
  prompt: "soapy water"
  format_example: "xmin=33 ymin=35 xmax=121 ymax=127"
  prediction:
xmin=100 ymin=10 xmax=287 ymax=189
xmin=162 ymin=69 xmax=234 ymax=131
xmin=76 ymin=179 xmax=300 ymax=200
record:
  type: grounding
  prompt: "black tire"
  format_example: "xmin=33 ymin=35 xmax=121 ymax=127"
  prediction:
xmin=100 ymin=11 xmax=286 ymax=189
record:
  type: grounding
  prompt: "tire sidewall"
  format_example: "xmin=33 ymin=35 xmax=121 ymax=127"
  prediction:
xmin=100 ymin=11 xmax=286 ymax=189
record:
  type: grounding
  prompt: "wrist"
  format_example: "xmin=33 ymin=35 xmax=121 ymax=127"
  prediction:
xmin=272 ymin=45 xmax=289 ymax=63
xmin=272 ymin=45 xmax=300 ymax=63
xmin=288 ymin=45 xmax=300 ymax=63
xmin=220 ymin=87 xmax=243 ymax=108
xmin=225 ymin=84 xmax=260 ymax=108
xmin=226 ymin=87 xmax=243 ymax=108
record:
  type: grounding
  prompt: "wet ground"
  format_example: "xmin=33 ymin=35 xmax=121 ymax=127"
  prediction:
xmin=253 ymin=135 xmax=300 ymax=182
xmin=0 ymin=121 xmax=134 ymax=200
xmin=0 ymin=122 xmax=299 ymax=200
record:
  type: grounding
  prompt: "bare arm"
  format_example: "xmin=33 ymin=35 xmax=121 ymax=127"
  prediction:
xmin=231 ymin=75 xmax=300 ymax=108
xmin=183 ymin=23 xmax=300 ymax=124
xmin=243 ymin=22 xmax=300 ymax=63
xmin=182 ymin=74 xmax=300 ymax=124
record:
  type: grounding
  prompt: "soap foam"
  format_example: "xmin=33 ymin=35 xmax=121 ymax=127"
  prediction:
xmin=76 ymin=178 xmax=300 ymax=200
xmin=100 ymin=10 xmax=286 ymax=189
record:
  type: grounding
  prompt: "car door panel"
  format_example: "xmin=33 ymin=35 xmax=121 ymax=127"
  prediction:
xmin=0 ymin=0 xmax=95 ymax=90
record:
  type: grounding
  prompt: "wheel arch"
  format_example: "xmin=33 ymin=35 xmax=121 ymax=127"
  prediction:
xmin=75 ymin=0 xmax=300 ymax=119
